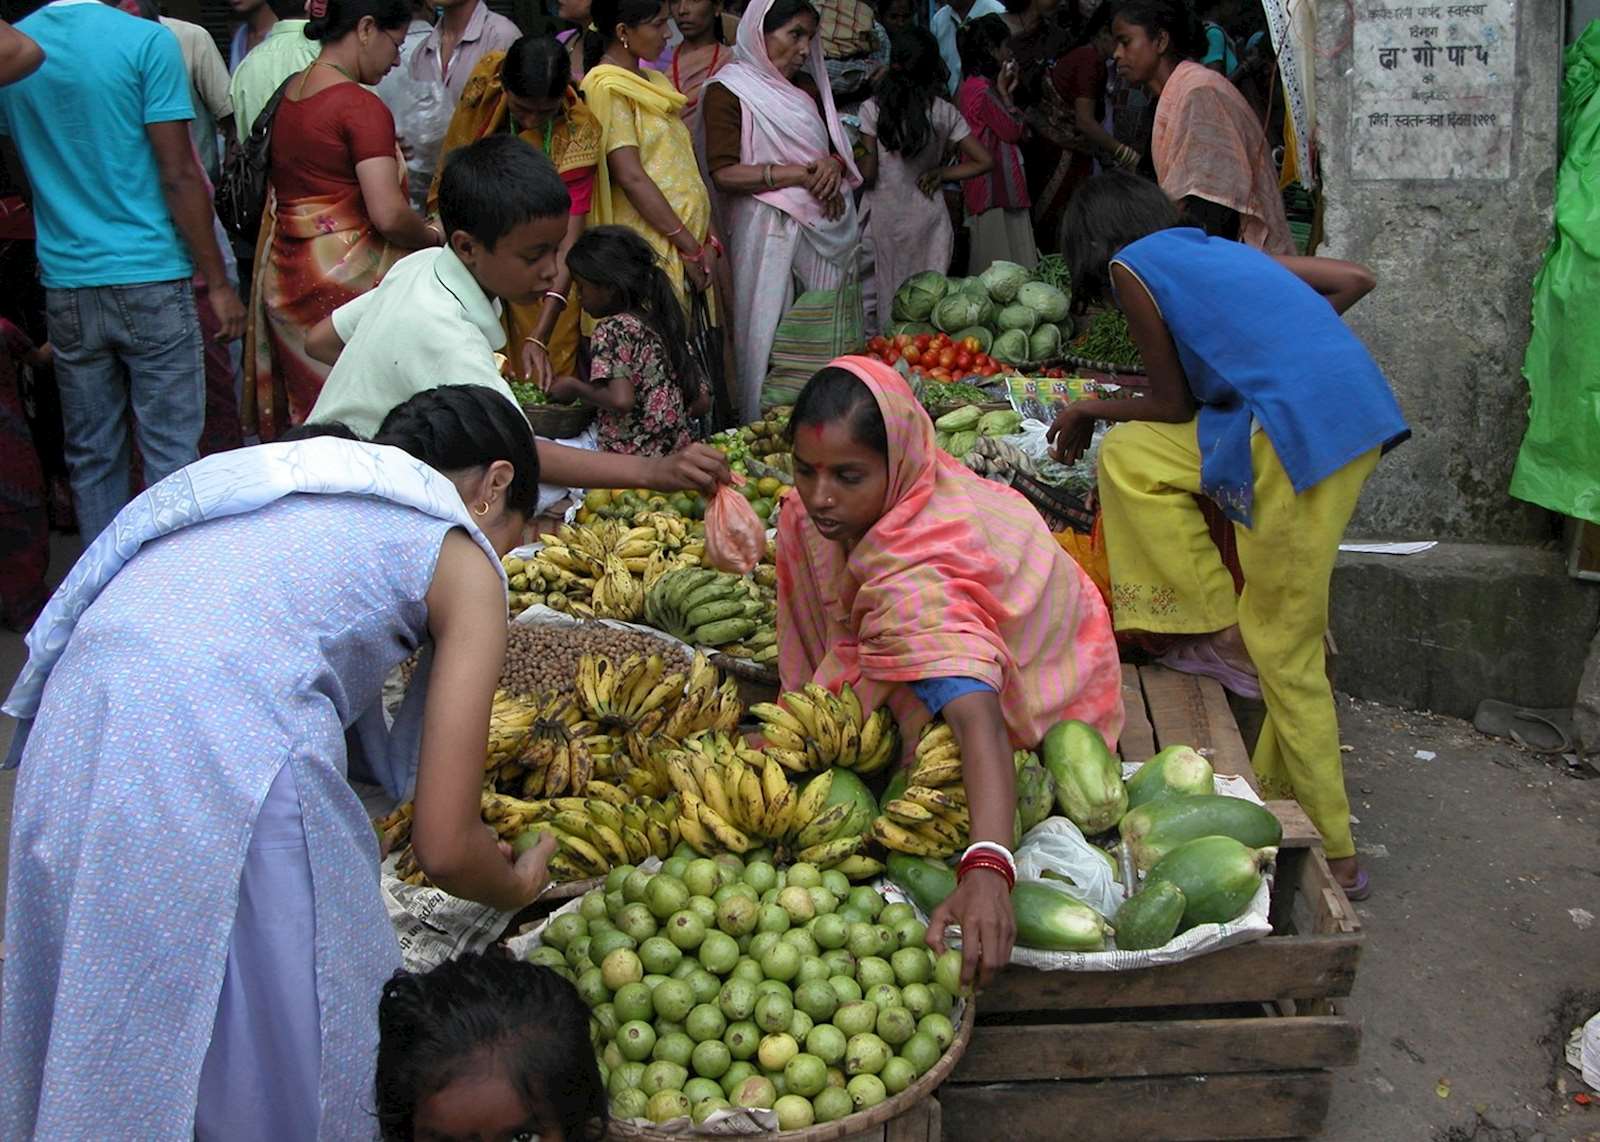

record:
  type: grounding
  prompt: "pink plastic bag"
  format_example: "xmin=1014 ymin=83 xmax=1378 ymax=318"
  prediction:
xmin=705 ymin=475 xmax=765 ymax=574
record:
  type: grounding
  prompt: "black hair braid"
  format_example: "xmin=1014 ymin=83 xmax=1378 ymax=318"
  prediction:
xmin=874 ymin=28 xmax=945 ymax=157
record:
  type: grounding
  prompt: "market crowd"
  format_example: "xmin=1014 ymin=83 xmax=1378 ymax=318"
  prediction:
xmin=0 ymin=0 xmax=1408 ymax=1134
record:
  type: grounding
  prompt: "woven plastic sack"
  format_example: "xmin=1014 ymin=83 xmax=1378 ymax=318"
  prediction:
xmin=705 ymin=475 xmax=765 ymax=574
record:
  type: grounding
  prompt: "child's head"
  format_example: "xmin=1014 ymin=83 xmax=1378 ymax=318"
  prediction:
xmin=956 ymin=13 xmax=1011 ymax=81
xmin=1061 ymin=170 xmax=1180 ymax=304
xmin=502 ymin=36 xmax=572 ymax=132
xmin=1081 ymin=0 xmax=1115 ymax=53
xmin=874 ymin=27 xmax=946 ymax=157
xmin=566 ymin=226 xmax=701 ymax=403
xmin=375 ymin=954 xmax=605 ymax=1142
xmin=438 ymin=136 xmax=571 ymax=307
xmin=877 ymin=0 xmax=917 ymax=32
xmin=787 ymin=366 xmax=890 ymax=546
xmin=1110 ymin=0 xmax=1202 ymax=85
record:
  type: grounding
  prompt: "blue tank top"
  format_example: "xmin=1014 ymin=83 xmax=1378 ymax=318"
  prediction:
xmin=1113 ymin=227 xmax=1410 ymax=525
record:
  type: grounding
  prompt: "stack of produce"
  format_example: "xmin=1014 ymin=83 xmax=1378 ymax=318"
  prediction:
xmin=1070 ymin=310 xmax=1141 ymax=369
xmin=707 ymin=407 xmax=793 ymax=478
xmin=1041 ymin=725 xmax=1283 ymax=950
xmin=573 ymin=650 xmax=744 ymax=785
xmin=497 ymin=620 xmax=689 ymax=696
xmin=662 ymin=742 xmax=884 ymax=878
xmin=748 ymin=683 xmax=899 ymax=774
xmin=931 ymin=405 xmax=1023 ymax=466
xmin=645 ymin=567 xmax=778 ymax=665
xmin=884 ymin=263 xmax=1073 ymax=370
xmin=526 ymin=854 xmax=969 ymax=1127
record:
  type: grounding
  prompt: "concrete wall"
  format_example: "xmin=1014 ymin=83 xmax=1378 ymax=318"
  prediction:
xmin=1314 ymin=0 xmax=1563 ymax=543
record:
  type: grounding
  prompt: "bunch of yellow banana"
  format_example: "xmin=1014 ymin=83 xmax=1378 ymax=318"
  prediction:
xmin=870 ymin=722 xmax=971 ymax=858
xmin=591 ymin=556 xmax=646 ymax=621
xmin=661 ymin=743 xmax=882 ymax=878
xmin=575 ymin=651 xmax=687 ymax=734
xmin=750 ymin=683 xmax=898 ymax=775
xmin=659 ymin=653 xmax=743 ymax=741
xmin=444 ymin=787 xmax=682 ymax=883
xmin=485 ymin=690 xmax=540 ymax=774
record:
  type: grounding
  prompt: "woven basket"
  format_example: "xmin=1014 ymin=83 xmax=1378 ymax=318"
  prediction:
xmin=711 ymin=652 xmax=780 ymax=709
xmin=1010 ymin=470 xmax=1095 ymax=534
xmin=606 ymin=1001 xmax=975 ymax=1141
xmin=521 ymin=401 xmax=595 ymax=439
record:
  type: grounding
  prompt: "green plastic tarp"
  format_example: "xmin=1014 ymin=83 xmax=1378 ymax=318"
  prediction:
xmin=1511 ymin=22 xmax=1600 ymax=525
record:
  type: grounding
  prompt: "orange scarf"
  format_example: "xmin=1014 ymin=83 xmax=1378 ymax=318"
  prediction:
xmin=1153 ymin=61 xmax=1293 ymax=254
xmin=776 ymin=356 xmax=1124 ymax=755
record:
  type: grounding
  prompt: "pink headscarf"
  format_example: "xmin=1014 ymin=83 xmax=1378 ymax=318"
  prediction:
xmin=776 ymin=357 xmax=1125 ymax=757
xmin=705 ymin=0 xmax=862 ymax=228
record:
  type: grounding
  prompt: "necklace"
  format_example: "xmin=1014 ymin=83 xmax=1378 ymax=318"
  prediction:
xmin=670 ymin=42 xmax=721 ymax=99
xmin=314 ymin=59 xmax=357 ymax=82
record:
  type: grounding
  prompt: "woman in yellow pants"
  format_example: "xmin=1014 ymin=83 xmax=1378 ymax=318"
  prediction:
xmin=1050 ymin=172 xmax=1410 ymax=898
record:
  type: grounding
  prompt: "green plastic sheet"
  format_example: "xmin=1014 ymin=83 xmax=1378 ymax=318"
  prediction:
xmin=1511 ymin=22 xmax=1600 ymax=525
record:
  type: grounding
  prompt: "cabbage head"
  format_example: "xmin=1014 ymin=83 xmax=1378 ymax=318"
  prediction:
xmin=992 ymin=328 xmax=1031 ymax=365
xmin=1028 ymin=322 xmax=1063 ymax=362
xmin=934 ymin=292 xmax=993 ymax=333
xmin=995 ymin=304 xmax=1039 ymax=334
xmin=1016 ymin=281 xmax=1070 ymax=323
xmin=890 ymin=271 xmax=949 ymax=322
xmin=979 ymin=260 xmax=1030 ymax=304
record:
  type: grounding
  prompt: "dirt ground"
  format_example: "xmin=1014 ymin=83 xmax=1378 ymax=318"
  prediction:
xmin=0 ymin=537 xmax=1596 ymax=1140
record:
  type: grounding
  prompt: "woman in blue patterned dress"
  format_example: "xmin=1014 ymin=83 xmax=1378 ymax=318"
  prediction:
xmin=1 ymin=386 xmax=556 ymax=1140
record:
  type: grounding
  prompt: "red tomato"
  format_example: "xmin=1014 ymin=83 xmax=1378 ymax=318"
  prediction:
xmin=914 ymin=334 xmax=932 ymax=351
xmin=960 ymin=336 xmax=981 ymax=354
xmin=883 ymin=348 xmax=900 ymax=365
xmin=868 ymin=336 xmax=887 ymax=353
xmin=954 ymin=350 xmax=973 ymax=371
xmin=894 ymin=333 xmax=913 ymax=349
xmin=977 ymin=362 xmax=998 ymax=377
xmin=903 ymin=348 xmax=921 ymax=366
xmin=938 ymin=348 xmax=956 ymax=369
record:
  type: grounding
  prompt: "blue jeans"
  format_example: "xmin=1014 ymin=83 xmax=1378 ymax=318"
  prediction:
xmin=45 ymin=280 xmax=205 ymax=541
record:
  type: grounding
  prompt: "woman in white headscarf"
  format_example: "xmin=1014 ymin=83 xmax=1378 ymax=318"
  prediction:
xmin=702 ymin=0 xmax=861 ymax=418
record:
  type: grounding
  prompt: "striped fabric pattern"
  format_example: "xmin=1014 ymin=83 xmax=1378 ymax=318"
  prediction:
xmin=762 ymin=285 xmax=865 ymax=409
xmin=776 ymin=356 xmax=1124 ymax=755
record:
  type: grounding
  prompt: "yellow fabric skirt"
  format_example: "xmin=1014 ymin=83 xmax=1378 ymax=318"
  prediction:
xmin=1096 ymin=418 xmax=1379 ymax=858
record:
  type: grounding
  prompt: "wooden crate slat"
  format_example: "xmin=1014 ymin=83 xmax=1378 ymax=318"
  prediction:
xmin=1117 ymin=663 xmax=1158 ymax=764
xmin=1299 ymin=846 xmax=1362 ymax=936
xmin=976 ymin=936 xmax=1361 ymax=1012
xmin=939 ymin=1071 xmax=1334 ymax=1141
xmin=1267 ymin=799 xmax=1322 ymax=849
xmin=1137 ymin=665 xmax=1258 ymax=790
xmin=837 ymin=1099 xmax=939 ymax=1142
xmin=950 ymin=1015 xmax=1360 ymax=1083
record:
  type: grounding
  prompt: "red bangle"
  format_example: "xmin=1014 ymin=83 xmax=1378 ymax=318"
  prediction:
xmin=957 ymin=852 xmax=1015 ymax=890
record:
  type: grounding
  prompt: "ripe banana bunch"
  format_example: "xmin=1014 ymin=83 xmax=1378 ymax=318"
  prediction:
xmin=660 ymin=652 xmax=743 ymax=741
xmin=750 ymin=683 xmax=898 ymax=775
xmin=591 ymin=556 xmax=646 ymax=621
xmin=478 ymin=787 xmax=681 ymax=883
xmin=501 ymin=554 xmax=552 ymax=615
xmin=485 ymin=690 xmax=540 ymax=773
xmin=870 ymin=722 xmax=970 ymax=858
xmin=662 ymin=745 xmax=879 ymax=878
xmin=644 ymin=567 xmax=768 ymax=651
xmin=575 ymin=651 xmax=688 ymax=734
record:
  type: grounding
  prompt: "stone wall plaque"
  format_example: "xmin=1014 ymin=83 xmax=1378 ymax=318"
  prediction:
xmin=1351 ymin=0 xmax=1517 ymax=179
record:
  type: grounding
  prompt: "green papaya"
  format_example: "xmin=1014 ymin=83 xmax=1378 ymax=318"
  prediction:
xmin=1146 ymin=835 xmax=1276 ymax=928
xmin=878 ymin=768 xmax=910 ymax=812
xmin=1119 ymin=794 xmax=1284 ymax=871
xmin=1014 ymin=751 xmax=1055 ymax=835
xmin=1123 ymin=745 xmax=1214 ymax=811
xmin=884 ymin=854 xmax=1112 ymax=952
xmin=1113 ymin=881 xmax=1186 ymax=950
xmin=1040 ymin=720 xmax=1127 ymax=835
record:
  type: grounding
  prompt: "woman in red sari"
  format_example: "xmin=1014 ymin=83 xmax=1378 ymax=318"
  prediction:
xmin=247 ymin=0 xmax=442 ymax=439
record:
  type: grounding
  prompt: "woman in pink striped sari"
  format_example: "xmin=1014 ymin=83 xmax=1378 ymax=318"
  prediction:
xmin=776 ymin=355 xmax=1123 ymax=985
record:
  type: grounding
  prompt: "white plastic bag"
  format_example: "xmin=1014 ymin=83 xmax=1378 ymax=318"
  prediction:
xmin=1013 ymin=816 xmax=1124 ymax=919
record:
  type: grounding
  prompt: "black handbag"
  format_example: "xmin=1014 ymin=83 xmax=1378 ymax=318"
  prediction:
xmin=215 ymin=76 xmax=294 ymax=242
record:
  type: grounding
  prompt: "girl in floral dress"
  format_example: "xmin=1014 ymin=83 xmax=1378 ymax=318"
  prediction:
xmin=552 ymin=225 xmax=708 ymax=455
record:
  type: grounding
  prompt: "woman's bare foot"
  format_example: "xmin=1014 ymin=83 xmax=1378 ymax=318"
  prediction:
xmin=1327 ymin=855 xmax=1371 ymax=900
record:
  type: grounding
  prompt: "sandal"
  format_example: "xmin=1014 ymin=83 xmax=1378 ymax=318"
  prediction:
xmin=1339 ymin=869 xmax=1372 ymax=901
xmin=1472 ymin=699 xmax=1573 ymax=755
xmin=1158 ymin=639 xmax=1263 ymax=700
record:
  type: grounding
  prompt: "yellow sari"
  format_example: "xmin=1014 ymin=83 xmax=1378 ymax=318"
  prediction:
xmin=428 ymin=52 xmax=602 ymax=377
xmin=580 ymin=63 xmax=711 ymax=310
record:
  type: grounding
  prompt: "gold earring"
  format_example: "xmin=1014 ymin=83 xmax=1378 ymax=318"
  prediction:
xmin=473 ymin=501 xmax=490 ymax=517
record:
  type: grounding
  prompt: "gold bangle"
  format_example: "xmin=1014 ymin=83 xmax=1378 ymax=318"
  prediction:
xmin=524 ymin=336 xmax=548 ymax=352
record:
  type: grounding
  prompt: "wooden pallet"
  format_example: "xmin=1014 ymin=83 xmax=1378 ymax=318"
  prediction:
xmin=937 ymin=664 xmax=1363 ymax=1141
